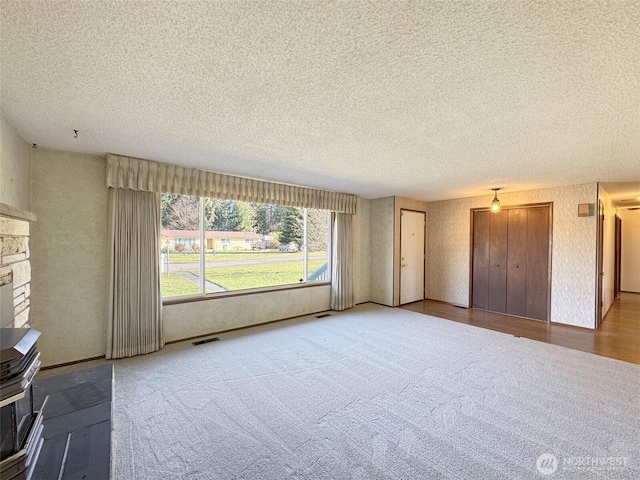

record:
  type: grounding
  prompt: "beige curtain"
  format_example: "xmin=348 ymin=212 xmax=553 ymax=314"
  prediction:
xmin=106 ymin=188 xmax=163 ymax=359
xmin=330 ymin=213 xmax=355 ymax=311
xmin=106 ymin=154 xmax=357 ymax=214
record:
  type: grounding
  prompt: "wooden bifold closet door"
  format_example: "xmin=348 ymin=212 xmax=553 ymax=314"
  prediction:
xmin=472 ymin=205 xmax=550 ymax=321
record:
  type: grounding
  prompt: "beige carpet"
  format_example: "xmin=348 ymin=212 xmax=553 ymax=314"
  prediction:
xmin=113 ymin=304 xmax=639 ymax=479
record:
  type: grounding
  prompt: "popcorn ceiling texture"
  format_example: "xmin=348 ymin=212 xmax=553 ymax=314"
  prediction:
xmin=1 ymin=1 xmax=639 ymax=201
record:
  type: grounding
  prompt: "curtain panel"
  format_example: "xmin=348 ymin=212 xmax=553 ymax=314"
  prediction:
xmin=106 ymin=154 xmax=357 ymax=214
xmin=106 ymin=188 xmax=164 ymax=359
xmin=330 ymin=213 xmax=355 ymax=311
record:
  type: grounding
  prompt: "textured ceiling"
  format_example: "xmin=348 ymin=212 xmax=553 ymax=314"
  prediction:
xmin=1 ymin=0 xmax=639 ymax=202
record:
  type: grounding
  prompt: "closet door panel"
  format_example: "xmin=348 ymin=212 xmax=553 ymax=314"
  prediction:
xmin=488 ymin=211 xmax=508 ymax=313
xmin=507 ymin=208 xmax=528 ymax=316
xmin=472 ymin=211 xmax=491 ymax=310
xmin=526 ymin=206 xmax=550 ymax=321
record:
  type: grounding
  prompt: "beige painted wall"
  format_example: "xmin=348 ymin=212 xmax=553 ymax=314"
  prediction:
xmin=0 ymin=113 xmax=31 ymax=211
xmin=598 ymin=185 xmax=616 ymax=317
xmin=353 ymin=197 xmax=371 ymax=304
xmin=370 ymin=197 xmax=394 ymax=306
xmin=30 ymin=149 xmax=110 ymax=366
xmin=618 ymin=208 xmax=640 ymax=293
xmin=427 ymin=183 xmax=598 ymax=329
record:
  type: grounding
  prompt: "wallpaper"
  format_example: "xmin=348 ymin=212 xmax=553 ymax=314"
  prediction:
xmin=0 ymin=113 xmax=31 ymax=211
xmin=370 ymin=197 xmax=395 ymax=305
xmin=353 ymin=197 xmax=372 ymax=304
xmin=30 ymin=149 xmax=111 ymax=365
xmin=426 ymin=183 xmax=598 ymax=328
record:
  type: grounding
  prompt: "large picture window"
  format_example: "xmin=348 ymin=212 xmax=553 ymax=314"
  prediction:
xmin=160 ymin=194 xmax=330 ymax=299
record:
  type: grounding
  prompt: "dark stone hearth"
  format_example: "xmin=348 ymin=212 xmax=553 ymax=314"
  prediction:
xmin=31 ymin=365 xmax=112 ymax=480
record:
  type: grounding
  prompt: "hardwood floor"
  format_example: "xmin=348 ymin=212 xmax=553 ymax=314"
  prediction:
xmin=402 ymin=292 xmax=640 ymax=364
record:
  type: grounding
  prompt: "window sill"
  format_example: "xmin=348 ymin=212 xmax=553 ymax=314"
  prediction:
xmin=162 ymin=281 xmax=331 ymax=306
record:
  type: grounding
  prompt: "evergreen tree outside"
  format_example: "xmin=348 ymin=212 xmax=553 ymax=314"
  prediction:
xmin=203 ymin=197 xmax=219 ymax=231
xmin=253 ymin=204 xmax=271 ymax=235
xmin=235 ymin=202 xmax=256 ymax=232
xmin=267 ymin=205 xmax=283 ymax=233
xmin=209 ymin=200 xmax=256 ymax=232
xmin=223 ymin=201 xmax=243 ymax=231
xmin=279 ymin=207 xmax=303 ymax=245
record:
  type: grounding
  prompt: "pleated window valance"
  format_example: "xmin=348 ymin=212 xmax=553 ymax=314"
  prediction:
xmin=106 ymin=154 xmax=357 ymax=214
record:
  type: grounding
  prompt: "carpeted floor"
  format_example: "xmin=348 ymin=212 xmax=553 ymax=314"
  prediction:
xmin=113 ymin=304 xmax=639 ymax=479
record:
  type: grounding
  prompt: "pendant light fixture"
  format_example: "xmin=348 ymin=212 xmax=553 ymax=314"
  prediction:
xmin=491 ymin=188 xmax=501 ymax=213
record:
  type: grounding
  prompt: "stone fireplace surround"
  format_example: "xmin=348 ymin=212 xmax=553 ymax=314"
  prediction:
xmin=0 ymin=203 xmax=35 ymax=329
xmin=0 ymin=202 xmax=112 ymax=478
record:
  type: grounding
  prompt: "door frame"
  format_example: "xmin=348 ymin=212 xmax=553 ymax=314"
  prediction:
xmin=469 ymin=202 xmax=554 ymax=323
xmin=614 ymin=215 xmax=621 ymax=298
xmin=596 ymin=199 xmax=605 ymax=328
xmin=399 ymin=208 xmax=426 ymax=305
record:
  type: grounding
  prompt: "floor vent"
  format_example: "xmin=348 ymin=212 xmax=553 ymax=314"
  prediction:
xmin=316 ymin=313 xmax=331 ymax=319
xmin=192 ymin=337 xmax=220 ymax=346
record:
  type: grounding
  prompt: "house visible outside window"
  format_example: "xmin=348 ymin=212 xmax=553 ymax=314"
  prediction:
xmin=160 ymin=194 xmax=330 ymax=299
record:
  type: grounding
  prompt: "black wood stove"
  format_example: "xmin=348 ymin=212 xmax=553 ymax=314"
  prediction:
xmin=1 ymin=328 xmax=45 ymax=480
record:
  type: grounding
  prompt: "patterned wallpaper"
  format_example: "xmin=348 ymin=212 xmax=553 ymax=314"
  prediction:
xmin=426 ymin=183 xmax=598 ymax=328
xmin=353 ymin=197 xmax=372 ymax=304
xmin=370 ymin=197 xmax=395 ymax=305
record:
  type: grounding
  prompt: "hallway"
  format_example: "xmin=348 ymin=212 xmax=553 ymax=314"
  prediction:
xmin=402 ymin=292 xmax=640 ymax=364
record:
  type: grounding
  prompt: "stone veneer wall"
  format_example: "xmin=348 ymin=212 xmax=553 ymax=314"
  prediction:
xmin=0 ymin=203 xmax=36 ymax=328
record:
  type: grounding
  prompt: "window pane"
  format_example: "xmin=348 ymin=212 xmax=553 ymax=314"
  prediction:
xmin=202 ymin=203 xmax=305 ymax=292
xmin=307 ymin=209 xmax=330 ymax=282
xmin=160 ymin=196 xmax=331 ymax=298
xmin=160 ymin=194 xmax=202 ymax=297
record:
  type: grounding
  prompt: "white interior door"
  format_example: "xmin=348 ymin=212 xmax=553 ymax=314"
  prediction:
xmin=400 ymin=210 xmax=425 ymax=305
